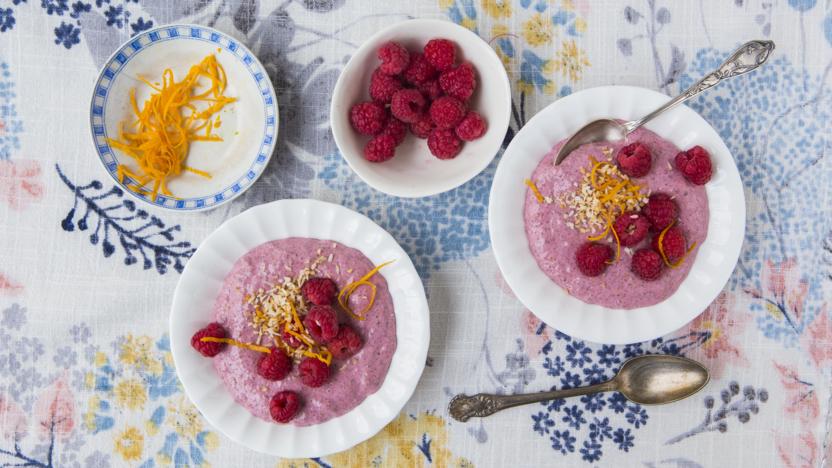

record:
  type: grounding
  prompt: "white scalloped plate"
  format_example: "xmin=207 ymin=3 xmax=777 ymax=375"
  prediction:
xmin=490 ymin=86 xmax=745 ymax=345
xmin=170 ymin=199 xmax=429 ymax=457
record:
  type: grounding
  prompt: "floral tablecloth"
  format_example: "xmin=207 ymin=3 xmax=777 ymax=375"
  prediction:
xmin=1 ymin=0 xmax=830 ymax=467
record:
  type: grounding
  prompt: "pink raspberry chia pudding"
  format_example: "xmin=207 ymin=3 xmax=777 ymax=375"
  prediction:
xmin=208 ymin=238 xmax=396 ymax=426
xmin=523 ymin=127 xmax=711 ymax=309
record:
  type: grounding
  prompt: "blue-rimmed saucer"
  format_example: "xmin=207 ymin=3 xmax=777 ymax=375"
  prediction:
xmin=89 ymin=24 xmax=278 ymax=211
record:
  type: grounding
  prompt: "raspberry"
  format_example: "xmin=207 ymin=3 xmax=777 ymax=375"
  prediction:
xmin=190 ymin=323 xmax=227 ymax=357
xmin=439 ymin=63 xmax=476 ymax=101
xmin=427 ymin=128 xmax=463 ymax=160
xmin=455 ymin=111 xmax=487 ymax=141
xmin=281 ymin=329 xmax=302 ymax=348
xmin=303 ymin=305 xmax=340 ymax=342
xmin=380 ymin=117 xmax=407 ymax=146
xmin=631 ymin=248 xmax=663 ymax=281
xmin=299 ymin=357 xmax=330 ymax=388
xmin=643 ymin=193 xmax=679 ymax=232
xmin=651 ymin=225 xmax=687 ymax=263
xmin=390 ymin=89 xmax=426 ymax=124
xmin=363 ymin=135 xmax=398 ymax=163
xmin=612 ymin=212 xmax=650 ymax=247
xmin=328 ymin=325 xmax=363 ymax=360
xmin=410 ymin=115 xmax=434 ymax=139
xmin=423 ymin=39 xmax=456 ymax=72
xmin=616 ymin=142 xmax=652 ymax=178
xmin=377 ymin=41 xmax=410 ymax=76
xmin=301 ymin=277 xmax=338 ymax=306
xmin=269 ymin=391 xmax=301 ymax=423
xmin=403 ymin=52 xmax=437 ymax=86
xmin=675 ymin=145 xmax=713 ymax=185
xmin=417 ymin=79 xmax=443 ymax=101
xmin=349 ymin=102 xmax=388 ymax=136
xmin=429 ymin=96 xmax=466 ymax=129
xmin=369 ymin=69 xmax=402 ymax=104
xmin=575 ymin=242 xmax=613 ymax=277
xmin=257 ymin=347 xmax=292 ymax=381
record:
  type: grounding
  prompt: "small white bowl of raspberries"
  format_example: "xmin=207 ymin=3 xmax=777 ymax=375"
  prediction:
xmin=330 ymin=19 xmax=511 ymax=198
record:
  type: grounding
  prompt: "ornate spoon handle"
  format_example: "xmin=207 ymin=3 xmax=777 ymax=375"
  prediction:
xmin=623 ymin=40 xmax=775 ymax=134
xmin=449 ymin=381 xmax=617 ymax=422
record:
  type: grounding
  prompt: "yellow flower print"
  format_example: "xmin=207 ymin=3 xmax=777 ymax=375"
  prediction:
xmin=114 ymin=379 xmax=147 ymax=411
xmin=120 ymin=335 xmax=163 ymax=375
xmin=438 ymin=0 xmax=455 ymax=9
xmin=114 ymin=426 xmax=144 ymax=461
xmin=461 ymin=17 xmax=477 ymax=31
xmin=167 ymin=396 xmax=203 ymax=439
xmin=280 ymin=412 xmax=471 ymax=467
xmin=83 ymin=396 xmax=101 ymax=432
xmin=522 ymin=13 xmax=554 ymax=47
xmin=482 ymin=0 xmax=511 ymax=19
xmin=552 ymin=39 xmax=590 ymax=82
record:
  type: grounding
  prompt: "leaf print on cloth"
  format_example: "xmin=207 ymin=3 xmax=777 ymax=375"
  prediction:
xmin=56 ymin=164 xmax=195 ymax=275
xmin=684 ymin=292 xmax=750 ymax=378
xmin=34 ymin=376 xmax=75 ymax=440
xmin=617 ymin=1 xmax=685 ymax=92
xmin=746 ymin=259 xmax=818 ymax=346
xmin=280 ymin=412 xmax=472 ymax=467
xmin=800 ymin=305 xmax=832 ymax=370
xmin=666 ymin=381 xmax=769 ymax=444
xmin=773 ymin=361 xmax=820 ymax=467
xmin=0 ymin=160 xmax=45 ymax=210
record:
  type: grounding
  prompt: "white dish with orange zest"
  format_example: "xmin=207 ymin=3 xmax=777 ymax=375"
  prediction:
xmin=490 ymin=86 xmax=745 ymax=345
xmin=89 ymin=24 xmax=277 ymax=211
xmin=170 ymin=199 xmax=429 ymax=458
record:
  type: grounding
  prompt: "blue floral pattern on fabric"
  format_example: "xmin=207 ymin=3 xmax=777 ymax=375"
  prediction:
xmin=531 ymin=330 xmax=710 ymax=461
xmin=320 ymin=153 xmax=493 ymax=279
xmin=0 ymin=62 xmax=23 ymax=160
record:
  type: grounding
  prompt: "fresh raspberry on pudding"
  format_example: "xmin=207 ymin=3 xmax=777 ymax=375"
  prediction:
xmin=299 ymin=357 xmax=331 ymax=388
xmin=303 ymin=305 xmax=340 ymax=342
xmin=612 ymin=212 xmax=650 ymax=247
xmin=631 ymin=248 xmax=663 ymax=281
xmin=328 ymin=325 xmax=363 ymax=360
xmin=675 ymin=145 xmax=713 ymax=185
xmin=616 ymin=142 xmax=652 ymax=178
xmin=270 ymin=390 xmax=301 ymax=423
xmin=301 ymin=277 xmax=338 ymax=306
xmin=190 ymin=322 xmax=227 ymax=357
xmin=257 ymin=347 xmax=292 ymax=381
xmin=575 ymin=242 xmax=613 ymax=277
xmin=643 ymin=193 xmax=678 ymax=232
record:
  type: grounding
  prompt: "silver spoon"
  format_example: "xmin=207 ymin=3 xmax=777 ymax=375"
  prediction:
xmin=554 ymin=40 xmax=775 ymax=165
xmin=448 ymin=354 xmax=709 ymax=422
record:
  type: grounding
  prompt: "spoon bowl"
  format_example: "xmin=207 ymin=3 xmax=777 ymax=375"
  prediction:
xmin=614 ymin=354 xmax=709 ymax=405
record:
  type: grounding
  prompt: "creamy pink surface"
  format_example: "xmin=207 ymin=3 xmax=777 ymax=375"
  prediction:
xmin=523 ymin=127 xmax=709 ymax=309
xmin=211 ymin=238 xmax=397 ymax=426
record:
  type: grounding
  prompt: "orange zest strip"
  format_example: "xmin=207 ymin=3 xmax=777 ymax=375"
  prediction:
xmin=338 ymin=260 xmax=395 ymax=321
xmin=524 ymin=179 xmax=546 ymax=203
xmin=200 ymin=337 xmax=271 ymax=354
xmin=608 ymin=215 xmax=621 ymax=264
xmin=106 ymin=54 xmax=236 ymax=201
xmin=587 ymin=223 xmax=610 ymax=242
